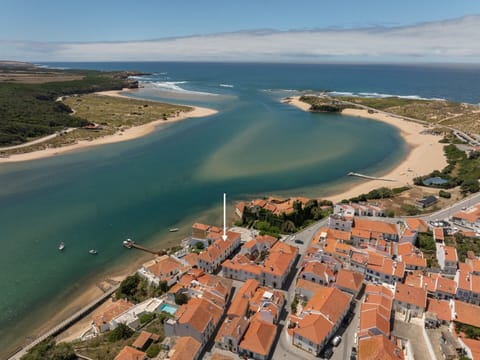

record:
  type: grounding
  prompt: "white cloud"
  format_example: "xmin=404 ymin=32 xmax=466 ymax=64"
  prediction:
xmin=2 ymin=16 xmax=480 ymax=62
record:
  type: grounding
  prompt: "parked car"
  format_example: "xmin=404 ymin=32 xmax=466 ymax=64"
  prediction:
xmin=294 ymin=239 xmax=304 ymax=244
xmin=322 ymin=347 xmax=334 ymax=359
xmin=332 ymin=335 xmax=342 ymax=346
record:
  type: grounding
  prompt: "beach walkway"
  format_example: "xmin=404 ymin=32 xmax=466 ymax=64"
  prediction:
xmin=8 ymin=284 xmax=119 ymax=360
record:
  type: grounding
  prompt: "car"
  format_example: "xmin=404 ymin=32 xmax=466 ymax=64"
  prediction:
xmin=322 ymin=347 xmax=334 ymax=359
xmin=294 ymin=239 xmax=304 ymax=244
xmin=332 ymin=335 xmax=342 ymax=346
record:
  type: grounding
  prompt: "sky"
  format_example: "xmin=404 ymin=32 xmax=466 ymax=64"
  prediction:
xmin=1 ymin=0 xmax=480 ymax=62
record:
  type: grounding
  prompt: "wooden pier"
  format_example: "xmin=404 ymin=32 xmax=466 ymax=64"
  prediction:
xmin=347 ymin=172 xmax=396 ymax=182
xmin=123 ymin=239 xmax=166 ymax=256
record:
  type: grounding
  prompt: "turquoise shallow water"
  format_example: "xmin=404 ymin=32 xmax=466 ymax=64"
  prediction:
xmin=1 ymin=62 xmax=478 ymax=355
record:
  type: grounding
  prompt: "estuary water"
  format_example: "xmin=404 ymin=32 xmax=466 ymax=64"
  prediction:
xmin=1 ymin=62 xmax=479 ymax=356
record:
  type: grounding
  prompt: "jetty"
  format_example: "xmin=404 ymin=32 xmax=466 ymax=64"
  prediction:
xmin=8 ymin=284 xmax=119 ymax=360
xmin=347 ymin=172 xmax=396 ymax=182
xmin=123 ymin=239 xmax=166 ymax=256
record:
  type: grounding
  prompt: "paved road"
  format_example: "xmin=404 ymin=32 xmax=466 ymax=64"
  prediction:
xmin=421 ymin=192 xmax=480 ymax=223
xmin=272 ymin=218 xmax=328 ymax=360
xmin=332 ymin=298 xmax=361 ymax=360
xmin=393 ymin=318 xmax=431 ymax=360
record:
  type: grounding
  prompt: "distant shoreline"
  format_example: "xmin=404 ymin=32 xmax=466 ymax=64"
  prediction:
xmin=282 ymin=96 xmax=447 ymax=202
xmin=0 ymin=89 xmax=217 ymax=164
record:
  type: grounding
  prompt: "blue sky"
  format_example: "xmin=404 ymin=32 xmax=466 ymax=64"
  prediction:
xmin=1 ymin=0 xmax=480 ymax=62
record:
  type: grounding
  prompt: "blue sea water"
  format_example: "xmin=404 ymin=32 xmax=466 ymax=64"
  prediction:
xmin=0 ymin=62 xmax=479 ymax=356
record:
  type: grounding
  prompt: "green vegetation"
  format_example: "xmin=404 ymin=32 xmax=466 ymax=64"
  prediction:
xmin=414 ymin=144 xmax=480 ymax=195
xmin=108 ymin=323 xmax=134 ymax=343
xmin=0 ymin=69 xmax=136 ymax=146
xmin=455 ymin=322 xmax=480 ymax=340
xmin=21 ymin=337 xmax=76 ymax=360
xmin=343 ymin=186 xmax=410 ymax=203
xmin=291 ymin=297 xmax=299 ymax=313
xmin=139 ymin=312 xmax=155 ymax=325
xmin=241 ymin=199 xmax=333 ymax=237
xmin=416 ymin=232 xmax=439 ymax=268
xmin=452 ymin=233 xmax=480 ymax=262
xmin=174 ymin=293 xmax=189 ymax=305
xmin=337 ymin=96 xmax=424 ymax=110
xmin=146 ymin=344 xmax=161 ymax=358
xmin=439 ymin=190 xmax=452 ymax=198
xmin=116 ymin=274 xmax=165 ymax=303
xmin=402 ymin=204 xmax=422 ymax=216
xmin=299 ymin=95 xmax=346 ymax=112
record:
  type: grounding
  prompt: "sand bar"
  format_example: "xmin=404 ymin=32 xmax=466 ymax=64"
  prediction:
xmin=283 ymin=96 xmax=448 ymax=202
xmin=0 ymin=89 xmax=217 ymax=163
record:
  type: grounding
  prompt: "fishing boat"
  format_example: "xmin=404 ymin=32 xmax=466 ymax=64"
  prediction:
xmin=169 ymin=228 xmax=179 ymax=232
xmin=58 ymin=242 xmax=65 ymax=251
xmin=123 ymin=238 xmax=135 ymax=248
xmin=89 ymin=249 xmax=98 ymax=255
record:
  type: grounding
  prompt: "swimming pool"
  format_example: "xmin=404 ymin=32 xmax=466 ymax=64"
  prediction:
xmin=160 ymin=303 xmax=178 ymax=315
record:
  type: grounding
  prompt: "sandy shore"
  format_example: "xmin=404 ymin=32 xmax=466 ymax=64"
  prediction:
xmin=283 ymin=96 xmax=448 ymax=202
xmin=0 ymin=89 xmax=217 ymax=164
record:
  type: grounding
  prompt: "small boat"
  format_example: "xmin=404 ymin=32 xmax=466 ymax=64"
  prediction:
xmin=89 ymin=249 xmax=98 ymax=255
xmin=169 ymin=228 xmax=179 ymax=232
xmin=58 ymin=242 xmax=65 ymax=251
xmin=123 ymin=238 xmax=135 ymax=248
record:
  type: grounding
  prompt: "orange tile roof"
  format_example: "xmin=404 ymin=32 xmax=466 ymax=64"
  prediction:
xmin=359 ymin=306 xmax=391 ymax=337
xmin=454 ymin=300 xmax=480 ymax=328
xmin=444 ymin=246 xmax=458 ymax=262
xmin=93 ymin=299 xmax=134 ymax=328
xmin=403 ymin=254 xmax=427 ymax=268
xmin=178 ymin=297 xmax=223 ymax=333
xmin=293 ymin=313 xmax=333 ymax=344
xmin=433 ymin=227 xmax=444 ymax=241
xmin=405 ymin=218 xmax=428 ymax=233
xmin=304 ymin=286 xmax=352 ymax=324
xmin=210 ymin=353 xmax=235 ymax=360
xmin=296 ymin=278 xmax=326 ymax=294
xmin=263 ymin=242 xmax=298 ymax=276
xmin=192 ymin=222 xmax=210 ymax=231
xmin=352 ymin=228 xmax=372 ymax=239
xmin=394 ymin=283 xmax=427 ymax=309
xmin=433 ymin=274 xmax=457 ymax=295
xmin=215 ymin=315 xmax=249 ymax=342
xmin=302 ymin=261 xmax=334 ymax=279
xmin=147 ymin=256 xmax=183 ymax=278
xmin=228 ymin=279 xmax=259 ymax=317
xmin=457 ymin=270 xmax=480 ymax=294
xmin=363 ymin=285 xmax=394 ymax=319
xmin=131 ymin=331 xmax=159 ymax=349
xmin=427 ymin=299 xmax=452 ymax=322
xmin=114 ymin=346 xmax=146 ymax=360
xmin=358 ymin=335 xmax=404 ymax=360
xmin=335 ymin=269 xmax=364 ymax=293
xmin=397 ymin=243 xmax=415 ymax=256
xmin=462 ymin=338 xmax=480 ymax=360
xmin=182 ymin=253 xmax=199 ymax=267
xmin=312 ymin=227 xmax=351 ymax=244
xmin=170 ymin=336 xmax=201 ymax=360
xmin=239 ymin=318 xmax=277 ymax=356
xmin=354 ymin=218 xmax=398 ymax=236
xmin=453 ymin=205 xmax=480 ymax=223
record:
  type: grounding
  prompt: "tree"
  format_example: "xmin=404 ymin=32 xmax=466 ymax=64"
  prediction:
xmin=117 ymin=274 xmax=141 ymax=300
xmin=461 ymin=179 xmax=480 ymax=194
xmin=21 ymin=337 xmax=76 ymax=360
xmin=108 ymin=323 xmax=134 ymax=342
xmin=175 ymin=292 xmax=189 ymax=305
xmin=159 ymin=280 xmax=169 ymax=293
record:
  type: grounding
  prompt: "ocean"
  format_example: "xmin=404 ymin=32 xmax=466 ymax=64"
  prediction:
xmin=1 ymin=62 xmax=479 ymax=356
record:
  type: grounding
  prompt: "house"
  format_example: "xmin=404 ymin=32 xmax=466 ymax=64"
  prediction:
xmin=453 ymin=300 xmax=480 ymax=328
xmin=222 ymin=242 xmax=298 ymax=289
xmin=415 ymin=195 xmax=438 ymax=209
xmin=115 ymin=346 xmax=146 ymax=360
xmin=327 ymin=214 xmax=353 ymax=232
xmin=404 ymin=272 xmax=456 ymax=300
xmin=238 ymin=317 xmax=277 ymax=360
xmin=295 ymin=278 xmax=327 ymax=300
xmin=455 ymin=268 xmax=480 ymax=305
xmin=433 ymin=227 xmax=445 ymax=243
xmin=132 ymin=331 xmax=160 ymax=351
xmin=358 ymin=285 xmax=393 ymax=339
xmin=111 ymin=298 xmax=163 ymax=330
xmin=298 ymin=261 xmax=335 ymax=286
xmin=353 ymin=218 xmax=399 ymax=242
xmin=437 ymin=245 xmax=458 ymax=275
xmin=92 ymin=299 xmax=134 ymax=333
xmin=404 ymin=218 xmax=428 ymax=233
xmin=334 ymin=268 xmax=365 ymax=297
xmin=365 ymin=253 xmax=405 ymax=285
xmin=397 ymin=243 xmax=427 ymax=271
xmin=452 ymin=205 xmax=480 ymax=230
xmin=426 ymin=299 xmax=452 ymax=327
xmin=334 ymin=202 xmax=386 ymax=217
xmin=358 ymin=335 xmax=404 ymax=360
xmin=290 ymin=286 xmax=352 ymax=356
xmin=164 ymin=297 xmax=223 ymax=345
xmin=215 ymin=315 xmax=249 ymax=353
xmin=137 ymin=255 xmax=185 ymax=286
xmin=167 ymin=336 xmax=202 ymax=360
xmin=198 ymin=230 xmax=241 ymax=273
xmin=240 ymin=235 xmax=277 ymax=257
xmin=393 ymin=283 xmax=427 ymax=318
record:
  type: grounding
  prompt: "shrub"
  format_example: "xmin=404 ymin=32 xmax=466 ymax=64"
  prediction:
xmin=439 ymin=190 xmax=451 ymax=198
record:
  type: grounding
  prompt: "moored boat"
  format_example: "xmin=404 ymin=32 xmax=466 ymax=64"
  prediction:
xmin=58 ymin=242 xmax=65 ymax=251
xmin=169 ymin=228 xmax=179 ymax=232
xmin=89 ymin=249 xmax=98 ymax=255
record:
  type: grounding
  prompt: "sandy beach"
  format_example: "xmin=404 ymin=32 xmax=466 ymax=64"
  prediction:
xmin=283 ymin=96 xmax=448 ymax=202
xmin=0 ymin=89 xmax=217 ymax=164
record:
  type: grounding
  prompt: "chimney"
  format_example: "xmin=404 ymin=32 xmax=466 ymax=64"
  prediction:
xmin=237 ymin=325 xmax=241 ymax=335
